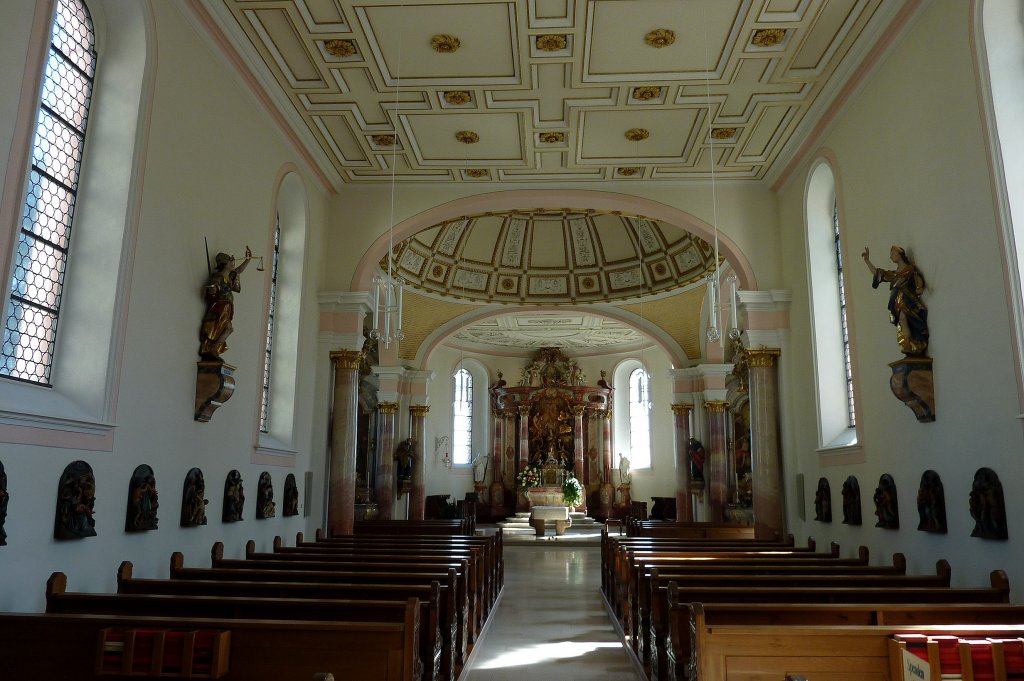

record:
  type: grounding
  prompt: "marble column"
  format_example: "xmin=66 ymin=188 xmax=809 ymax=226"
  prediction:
xmin=599 ymin=409 xmax=614 ymax=518
xmin=374 ymin=401 xmax=399 ymax=519
xmin=703 ymin=400 xmax=730 ymax=523
xmin=408 ymin=405 xmax=430 ymax=520
xmin=747 ymin=348 xmax=784 ymax=539
xmin=490 ymin=409 xmax=506 ymax=517
xmin=328 ymin=349 xmax=362 ymax=535
xmin=571 ymin=404 xmax=586 ymax=512
xmin=517 ymin=404 xmax=531 ymax=511
xmin=671 ymin=403 xmax=694 ymax=521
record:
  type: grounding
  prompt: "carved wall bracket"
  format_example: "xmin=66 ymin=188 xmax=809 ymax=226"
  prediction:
xmin=888 ymin=356 xmax=935 ymax=422
xmin=195 ymin=360 xmax=235 ymax=422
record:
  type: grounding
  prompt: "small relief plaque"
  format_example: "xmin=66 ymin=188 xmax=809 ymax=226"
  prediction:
xmin=399 ymin=249 xmax=425 ymax=275
xmin=453 ymin=269 xmax=488 ymax=291
xmin=528 ymin=277 xmax=568 ymax=295
xmin=501 ymin=218 xmax=526 ymax=267
xmin=675 ymin=248 xmax=701 ymax=272
xmin=569 ymin=218 xmax=595 ymax=266
xmin=438 ymin=219 xmax=468 ymax=255
xmin=609 ymin=269 xmax=642 ymax=289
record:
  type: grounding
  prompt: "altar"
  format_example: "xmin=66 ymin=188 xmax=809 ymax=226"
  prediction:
xmin=529 ymin=505 xmax=571 ymax=537
xmin=526 ymin=487 xmax=566 ymax=508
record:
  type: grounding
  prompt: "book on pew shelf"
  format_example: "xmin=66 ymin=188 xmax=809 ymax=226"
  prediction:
xmin=962 ymin=639 xmax=995 ymax=681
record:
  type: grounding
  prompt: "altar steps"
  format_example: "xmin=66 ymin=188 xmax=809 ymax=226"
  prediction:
xmin=492 ymin=512 xmax=604 ymax=543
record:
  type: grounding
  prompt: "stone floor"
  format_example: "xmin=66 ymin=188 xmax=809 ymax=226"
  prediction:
xmin=463 ymin=544 xmax=642 ymax=681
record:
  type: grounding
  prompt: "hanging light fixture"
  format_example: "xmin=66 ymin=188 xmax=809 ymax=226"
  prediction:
xmin=702 ymin=3 xmax=723 ymax=346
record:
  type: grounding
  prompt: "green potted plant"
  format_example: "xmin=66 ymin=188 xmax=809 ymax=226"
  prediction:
xmin=562 ymin=473 xmax=583 ymax=510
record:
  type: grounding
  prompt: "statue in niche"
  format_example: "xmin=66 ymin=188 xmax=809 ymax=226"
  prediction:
xmin=687 ymin=438 xmax=706 ymax=482
xmin=841 ymin=475 xmax=862 ymax=525
xmin=222 ymin=470 xmax=245 ymax=522
xmin=256 ymin=471 xmax=275 ymax=519
xmin=199 ymin=247 xmax=258 ymax=360
xmin=814 ymin=477 xmax=832 ymax=523
xmin=54 ymin=460 xmax=97 ymax=540
xmin=395 ymin=438 xmax=415 ymax=494
xmin=586 ymin=446 xmax=601 ymax=484
xmin=916 ymin=469 xmax=947 ymax=534
xmin=873 ymin=473 xmax=899 ymax=529
xmin=862 ymin=245 xmax=929 ymax=356
xmin=181 ymin=468 xmax=208 ymax=527
xmin=970 ymin=467 xmax=1008 ymax=540
xmin=0 ymin=460 xmax=8 ymax=546
xmin=283 ymin=473 xmax=299 ymax=517
xmin=565 ymin=359 xmax=585 ymax=386
xmin=125 ymin=464 xmax=159 ymax=532
xmin=618 ymin=453 xmax=632 ymax=485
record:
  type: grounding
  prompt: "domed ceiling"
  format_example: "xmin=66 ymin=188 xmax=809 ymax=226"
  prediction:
xmin=450 ymin=313 xmax=648 ymax=354
xmin=385 ymin=210 xmax=717 ymax=305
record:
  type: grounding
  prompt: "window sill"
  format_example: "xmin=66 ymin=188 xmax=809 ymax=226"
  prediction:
xmin=254 ymin=435 xmax=297 ymax=466
xmin=0 ymin=381 xmax=115 ymax=450
xmin=816 ymin=441 xmax=864 ymax=466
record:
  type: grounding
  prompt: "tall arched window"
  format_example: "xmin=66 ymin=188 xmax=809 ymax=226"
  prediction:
xmin=627 ymin=367 xmax=652 ymax=469
xmin=259 ymin=214 xmax=281 ymax=433
xmin=452 ymin=367 xmax=473 ymax=466
xmin=2 ymin=0 xmax=95 ymax=384
xmin=806 ymin=158 xmax=859 ymax=450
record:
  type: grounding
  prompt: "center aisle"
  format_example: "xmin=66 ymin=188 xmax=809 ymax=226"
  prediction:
xmin=465 ymin=544 xmax=643 ymax=681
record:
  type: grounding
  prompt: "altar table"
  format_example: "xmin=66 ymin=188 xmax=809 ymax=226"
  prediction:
xmin=529 ymin=505 xmax=572 ymax=537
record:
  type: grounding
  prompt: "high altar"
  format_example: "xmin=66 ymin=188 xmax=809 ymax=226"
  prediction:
xmin=488 ymin=347 xmax=614 ymax=517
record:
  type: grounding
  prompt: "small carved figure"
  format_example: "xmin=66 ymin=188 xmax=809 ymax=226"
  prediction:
xmin=916 ymin=469 xmax=947 ymax=533
xmin=125 ymin=464 xmax=159 ymax=532
xmin=199 ymin=246 xmax=257 ymax=359
xmin=687 ymin=438 xmax=706 ymax=481
xmin=283 ymin=473 xmax=299 ymax=517
xmin=862 ymin=245 xmax=928 ymax=356
xmin=814 ymin=477 xmax=832 ymax=523
xmin=396 ymin=438 xmax=416 ymax=482
xmin=256 ymin=471 xmax=275 ymax=519
xmin=181 ymin=468 xmax=208 ymax=527
xmin=565 ymin=359 xmax=585 ymax=386
xmin=618 ymin=453 xmax=631 ymax=484
xmin=841 ymin=475 xmax=862 ymax=525
xmin=55 ymin=460 xmax=97 ymax=540
xmin=222 ymin=470 xmax=245 ymax=522
xmin=970 ymin=467 xmax=1008 ymax=540
xmin=873 ymin=474 xmax=899 ymax=529
xmin=0 ymin=460 xmax=8 ymax=546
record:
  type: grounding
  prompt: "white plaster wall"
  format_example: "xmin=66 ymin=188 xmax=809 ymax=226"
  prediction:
xmin=776 ymin=0 xmax=1024 ymax=597
xmin=0 ymin=2 xmax=330 ymax=611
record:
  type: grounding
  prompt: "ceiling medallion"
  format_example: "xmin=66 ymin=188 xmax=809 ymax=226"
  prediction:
xmin=633 ymin=86 xmax=662 ymax=101
xmin=617 ymin=167 xmax=641 ymax=176
xmin=710 ymin=127 xmax=737 ymax=140
xmin=654 ymin=263 xmax=668 ymax=275
xmin=431 ymin=265 xmax=444 ymax=277
xmin=582 ymin=277 xmax=596 ymax=288
xmin=536 ymin=34 xmax=567 ymax=51
xmin=539 ymin=132 xmax=564 ymax=144
xmin=455 ymin=130 xmax=480 ymax=144
xmin=466 ymin=169 xmax=489 ymax=178
xmin=501 ymin=278 xmax=515 ymax=290
xmin=624 ymin=128 xmax=650 ymax=142
xmin=751 ymin=28 xmax=787 ymax=48
xmin=644 ymin=28 xmax=676 ymax=48
xmin=324 ymin=39 xmax=356 ymax=57
xmin=371 ymin=134 xmax=396 ymax=146
xmin=431 ymin=34 xmax=461 ymax=53
xmin=444 ymin=91 xmax=472 ymax=105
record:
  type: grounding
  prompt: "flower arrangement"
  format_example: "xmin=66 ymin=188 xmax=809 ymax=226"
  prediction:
xmin=516 ymin=464 xmax=541 ymax=491
xmin=562 ymin=473 xmax=583 ymax=508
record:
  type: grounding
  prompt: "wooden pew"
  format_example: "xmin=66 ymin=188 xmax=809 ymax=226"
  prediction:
xmin=0 ymin=611 xmax=420 ymax=681
xmin=118 ymin=560 xmax=459 ymax=681
xmin=46 ymin=572 xmax=440 ymax=681
xmin=349 ymin=519 xmax=472 ymax=536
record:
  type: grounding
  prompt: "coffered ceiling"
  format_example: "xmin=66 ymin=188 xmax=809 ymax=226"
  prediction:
xmin=200 ymin=0 xmax=901 ymax=186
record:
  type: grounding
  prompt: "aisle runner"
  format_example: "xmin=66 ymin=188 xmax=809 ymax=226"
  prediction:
xmin=465 ymin=545 xmax=640 ymax=681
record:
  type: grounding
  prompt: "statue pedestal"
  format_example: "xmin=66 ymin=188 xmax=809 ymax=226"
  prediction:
xmin=195 ymin=360 xmax=235 ymax=422
xmin=889 ymin=356 xmax=935 ymax=423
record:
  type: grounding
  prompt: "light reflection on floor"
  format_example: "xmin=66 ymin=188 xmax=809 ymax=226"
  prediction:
xmin=464 ymin=545 xmax=641 ymax=681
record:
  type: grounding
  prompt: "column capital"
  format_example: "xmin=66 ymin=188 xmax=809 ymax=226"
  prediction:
xmin=330 ymin=349 xmax=362 ymax=370
xmin=671 ymin=403 xmax=694 ymax=415
xmin=409 ymin=404 xmax=430 ymax=417
xmin=703 ymin=400 xmax=730 ymax=413
xmin=377 ymin=401 xmax=399 ymax=415
xmin=517 ymin=404 xmax=532 ymax=416
xmin=746 ymin=347 xmax=781 ymax=368
xmin=571 ymin=404 xmax=586 ymax=417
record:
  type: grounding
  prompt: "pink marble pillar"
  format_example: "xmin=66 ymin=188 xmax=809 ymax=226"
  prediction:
xmin=516 ymin=404 xmax=531 ymax=511
xmin=328 ymin=349 xmax=361 ymax=535
xmin=671 ymin=403 xmax=694 ymax=521
xmin=489 ymin=409 xmax=505 ymax=516
xmin=408 ymin=405 xmax=430 ymax=520
xmin=704 ymin=400 xmax=730 ymax=523
xmin=374 ymin=401 xmax=399 ymax=519
xmin=598 ymin=409 xmax=614 ymax=518
xmin=747 ymin=348 xmax=783 ymax=539
xmin=571 ymin=404 xmax=586 ymax=512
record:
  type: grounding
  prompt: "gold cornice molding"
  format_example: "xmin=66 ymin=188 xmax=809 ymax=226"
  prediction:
xmin=329 ymin=349 xmax=362 ymax=370
xmin=703 ymin=400 xmax=730 ymax=413
xmin=377 ymin=401 xmax=399 ymax=415
xmin=671 ymin=403 xmax=694 ymax=415
xmin=747 ymin=347 xmax=781 ymax=368
xmin=409 ymin=405 xmax=430 ymax=416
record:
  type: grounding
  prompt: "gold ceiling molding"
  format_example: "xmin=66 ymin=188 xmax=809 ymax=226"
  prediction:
xmin=633 ymin=86 xmax=662 ymax=101
xmin=455 ymin=130 xmax=480 ymax=144
xmin=711 ymin=127 xmax=737 ymax=140
xmin=536 ymin=34 xmax=567 ymax=51
xmin=539 ymin=132 xmax=564 ymax=144
xmin=431 ymin=34 xmax=461 ymax=53
xmin=443 ymin=90 xmax=471 ymax=105
xmin=625 ymin=128 xmax=649 ymax=141
xmin=616 ymin=167 xmax=641 ymax=176
xmin=465 ymin=169 xmax=489 ymax=178
xmin=398 ymin=289 xmax=476 ymax=361
xmin=619 ymin=286 xmax=707 ymax=361
xmin=324 ymin=39 xmax=356 ymax=57
xmin=372 ymin=134 xmax=396 ymax=146
xmin=751 ymin=28 xmax=787 ymax=48
xmin=644 ymin=28 xmax=676 ymax=48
